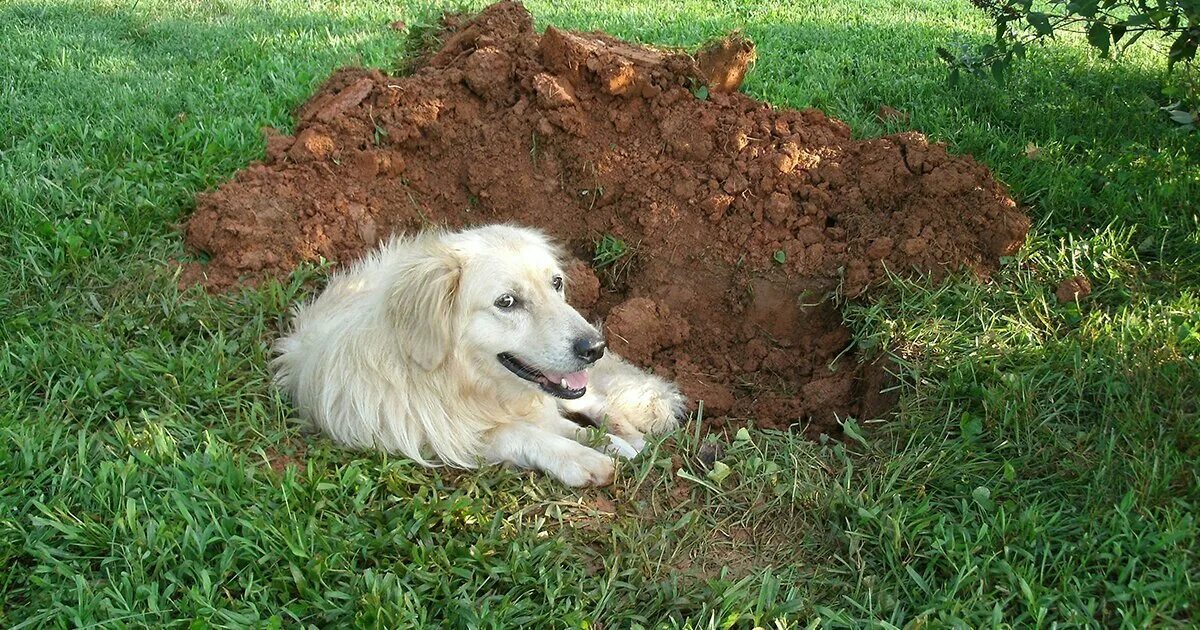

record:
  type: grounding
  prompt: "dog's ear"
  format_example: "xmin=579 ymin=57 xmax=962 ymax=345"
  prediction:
xmin=385 ymin=242 xmax=462 ymax=371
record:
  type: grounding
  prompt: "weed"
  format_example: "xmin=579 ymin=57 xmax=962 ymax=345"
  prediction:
xmin=593 ymin=233 xmax=629 ymax=269
xmin=592 ymin=233 xmax=638 ymax=290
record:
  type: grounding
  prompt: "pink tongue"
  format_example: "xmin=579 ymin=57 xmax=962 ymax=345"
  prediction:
xmin=564 ymin=371 xmax=588 ymax=390
xmin=547 ymin=370 xmax=588 ymax=390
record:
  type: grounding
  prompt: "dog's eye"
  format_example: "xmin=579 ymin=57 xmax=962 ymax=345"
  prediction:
xmin=552 ymin=275 xmax=563 ymax=292
xmin=494 ymin=294 xmax=517 ymax=309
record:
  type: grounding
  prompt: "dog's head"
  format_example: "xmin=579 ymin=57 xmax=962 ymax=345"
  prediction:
xmin=386 ymin=225 xmax=604 ymax=399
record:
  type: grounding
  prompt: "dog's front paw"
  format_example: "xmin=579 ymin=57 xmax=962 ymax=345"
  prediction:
xmin=602 ymin=433 xmax=642 ymax=459
xmin=650 ymin=386 xmax=688 ymax=433
xmin=610 ymin=375 xmax=688 ymax=436
xmin=552 ymin=449 xmax=616 ymax=487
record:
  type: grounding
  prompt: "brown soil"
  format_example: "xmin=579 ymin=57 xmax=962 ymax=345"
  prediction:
xmin=695 ymin=31 xmax=756 ymax=94
xmin=1056 ymin=275 xmax=1092 ymax=303
xmin=264 ymin=443 xmax=307 ymax=476
xmin=182 ymin=1 xmax=1029 ymax=437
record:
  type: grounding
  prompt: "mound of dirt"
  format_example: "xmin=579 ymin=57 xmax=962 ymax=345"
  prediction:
xmin=183 ymin=1 xmax=1029 ymax=436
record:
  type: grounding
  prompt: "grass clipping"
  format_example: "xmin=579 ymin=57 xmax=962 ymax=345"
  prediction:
xmin=183 ymin=0 xmax=1030 ymax=436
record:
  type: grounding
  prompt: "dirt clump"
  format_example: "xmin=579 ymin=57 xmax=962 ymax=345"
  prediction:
xmin=564 ymin=258 xmax=601 ymax=310
xmin=1056 ymin=275 xmax=1092 ymax=303
xmin=605 ymin=297 xmax=690 ymax=366
xmin=696 ymin=32 xmax=756 ymax=94
xmin=182 ymin=1 xmax=1029 ymax=436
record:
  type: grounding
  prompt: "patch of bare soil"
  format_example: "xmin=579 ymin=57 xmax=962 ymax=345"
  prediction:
xmin=182 ymin=1 xmax=1028 ymax=436
xmin=264 ymin=443 xmax=307 ymax=476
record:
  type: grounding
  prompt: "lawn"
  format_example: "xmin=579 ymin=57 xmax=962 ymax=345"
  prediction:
xmin=1 ymin=0 xmax=1197 ymax=627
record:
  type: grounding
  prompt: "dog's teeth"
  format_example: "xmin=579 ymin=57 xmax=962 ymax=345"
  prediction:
xmin=560 ymin=378 xmax=568 ymax=388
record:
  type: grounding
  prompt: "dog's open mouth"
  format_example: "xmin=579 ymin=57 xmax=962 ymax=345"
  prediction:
xmin=497 ymin=352 xmax=588 ymax=399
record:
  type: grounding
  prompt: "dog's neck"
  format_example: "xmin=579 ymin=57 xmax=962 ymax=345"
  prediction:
xmin=443 ymin=355 xmax=546 ymax=422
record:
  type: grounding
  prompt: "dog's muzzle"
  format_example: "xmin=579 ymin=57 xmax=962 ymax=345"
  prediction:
xmin=497 ymin=352 xmax=589 ymax=399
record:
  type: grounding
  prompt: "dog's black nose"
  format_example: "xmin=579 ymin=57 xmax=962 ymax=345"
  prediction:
xmin=573 ymin=336 xmax=606 ymax=364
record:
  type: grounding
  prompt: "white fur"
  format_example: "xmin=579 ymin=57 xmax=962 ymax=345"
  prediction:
xmin=272 ymin=224 xmax=686 ymax=486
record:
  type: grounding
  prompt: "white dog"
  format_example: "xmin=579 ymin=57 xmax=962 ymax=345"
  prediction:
xmin=272 ymin=224 xmax=686 ymax=486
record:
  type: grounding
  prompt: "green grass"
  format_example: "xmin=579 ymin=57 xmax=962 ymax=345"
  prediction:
xmin=593 ymin=234 xmax=630 ymax=269
xmin=592 ymin=233 xmax=635 ymax=289
xmin=2 ymin=0 xmax=1197 ymax=626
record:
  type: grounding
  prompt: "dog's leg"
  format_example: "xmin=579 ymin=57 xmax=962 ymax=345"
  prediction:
xmin=558 ymin=389 xmax=648 ymax=453
xmin=484 ymin=421 xmax=618 ymax=487
xmin=560 ymin=353 xmax=687 ymax=446
xmin=533 ymin=411 xmax=641 ymax=459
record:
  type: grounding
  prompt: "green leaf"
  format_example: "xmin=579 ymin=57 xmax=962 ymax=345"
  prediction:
xmin=773 ymin=249 xmax=786 ymax=264
xmin=1110 ymin=23 xmax=1127 ymax=45
xmin=1168 ymin=31 xmax=1198 ymax=67
xmin=905 ymin=565 xmax=931 ymax=595
xmin=972 ymin=486 xmax=995 ymax=511
xmin=841 ymin=418 xmax=868 ymax=447
xmin=694 ymin=85 xmax=709 ymax=101
xmin=706 ymin=461 xmax=731 ymax=484
xmin=960 ymin=413 xmax=983 ymax=441
xmin=1087 ymin=22 xmax=1110 ymax=56
xmin=1123 ymin=14 xmax=1151 ymax=27
xmin=1124 ymin=29 xmax=1148 ymax=49
xmin=990 ymin=59 xmax=1006 ymax=84
xmin=1066 ymin=0 xmax=1098 ymax=17
xmin=1027 ymin=12 xmax=1053 ymax=36
xmin=1167 ymin=109 xmax=1195 ymax=125
xmin=1018 ymin=575 xmax=1035 ymax=604
xmin=676 ymin=467 xmax=721 ymax=492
